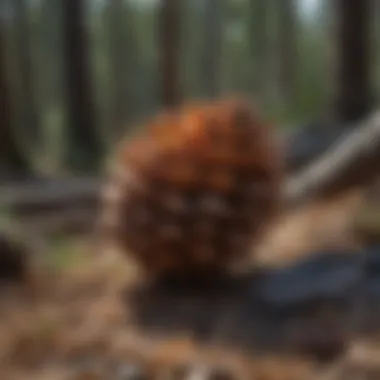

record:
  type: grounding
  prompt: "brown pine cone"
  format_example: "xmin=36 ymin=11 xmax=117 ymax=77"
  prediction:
xmin=100 ymin=98 xmax=282 ymax=279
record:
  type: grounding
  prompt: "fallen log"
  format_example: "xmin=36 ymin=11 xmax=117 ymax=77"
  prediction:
xmin=0 ymin=177 xmax=101 ymax=234
xmin=0 ymin=176 xmax=100 ymax=212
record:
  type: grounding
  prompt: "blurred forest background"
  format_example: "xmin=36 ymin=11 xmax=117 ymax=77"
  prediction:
xmin=1 ymin=0 xmax=380 ymax=178
xmin=3 ymin=3 xmax=380 ymax=379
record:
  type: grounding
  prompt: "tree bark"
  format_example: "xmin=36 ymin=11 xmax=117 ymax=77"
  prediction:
xmin=248 ymin=0 xmax=270 ymax=100
xmin=375 ymin=0 xmax=380 ymax=94
xmin=199 ymin=0 xmax=224 ymax=99
xmin=332 ymin=0 xmax=375 ymax=123
xmin=62 ymin=0 xmax=102 ymax=173
xmin=12 ymin=0 xmax=41 ymax=148
xmin=39 ymin=0 xmax=63 ymax=108
xmin=104 ymin=0 xmax=137 ymax=138
xmin=158 ymin=0 xmax=182 ymax=108
xmin=0 ymin=22 xmax=31 ymax=179
xmin=105 ymin=0 xmax=129 ymax=132
xmin=278 ymin=0 xmax=296 ymax=101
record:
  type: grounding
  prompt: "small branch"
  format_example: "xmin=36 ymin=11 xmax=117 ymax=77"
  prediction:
xmin=285 ymin=111 xmax=380 ymax=205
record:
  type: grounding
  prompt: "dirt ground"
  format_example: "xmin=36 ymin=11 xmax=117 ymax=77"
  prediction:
xmin=1 ymin=188 xmax=380 ymax=380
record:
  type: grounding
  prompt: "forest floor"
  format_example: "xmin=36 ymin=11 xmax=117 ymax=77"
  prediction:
xmin=1 ymin=187 xmax=380 ymax=380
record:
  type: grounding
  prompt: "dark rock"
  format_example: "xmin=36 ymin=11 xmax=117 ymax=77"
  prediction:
xmin=126 ymin=246 xmax=380 ymax=358
xmin=256 ymin=251 xmax=364 ymax=309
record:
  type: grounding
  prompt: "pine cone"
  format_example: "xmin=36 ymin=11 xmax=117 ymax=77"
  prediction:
xmin=101 ymin=98 xmax=282 ymax=279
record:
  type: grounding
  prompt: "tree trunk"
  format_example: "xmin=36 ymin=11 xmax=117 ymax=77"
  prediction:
xmin=332 ymin=0 xmax=374 ymax=123
xmin=158 ymin=0 xmax=182 ymax=108
xmin=62 ymin=0 xmax=102 ymax=173
xmin=375 ymin=0 xmax=380 ymax=95
xmin=248 ymin=0 xmax=269 ymax=100
xmin=12 ymin=0 xmax=41 ymax=148
xmin=104 ymin=0 xmax=136 ymax=138
xmin=0 ymin=23 xmax=31 ymax=179
xmin=199 ymin=0 xmax=224 ymax=99
xmin=39 ymin=0 xmax=63 ymax=109
xmin=278 ymin=0 xmax=296 ymax=101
